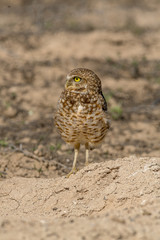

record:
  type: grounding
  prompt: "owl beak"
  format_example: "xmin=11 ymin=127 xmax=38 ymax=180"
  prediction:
xmin=65 ymin=80 xmax=71 ymax=89
xmin=65 ymin=76 xmax=73 ymax=89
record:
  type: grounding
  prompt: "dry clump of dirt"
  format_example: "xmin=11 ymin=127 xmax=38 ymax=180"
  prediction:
xmin=0 ymin=156 xmax=160 ymax=240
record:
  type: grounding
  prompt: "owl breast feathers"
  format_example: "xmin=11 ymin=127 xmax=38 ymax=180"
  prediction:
xmin=54 ymin=68 xmax=110 ymax=147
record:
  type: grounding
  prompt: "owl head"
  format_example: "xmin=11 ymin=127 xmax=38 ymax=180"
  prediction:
xmin=65 ymin=68 xmax=102 ymax=93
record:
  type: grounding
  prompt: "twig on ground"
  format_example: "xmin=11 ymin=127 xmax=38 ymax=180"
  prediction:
xmin=9 ymin=144 xmax=69 ymax=169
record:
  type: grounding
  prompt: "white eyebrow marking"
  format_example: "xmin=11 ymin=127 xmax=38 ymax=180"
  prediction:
xmin=66 ymin=75 xmax=70 ymax=80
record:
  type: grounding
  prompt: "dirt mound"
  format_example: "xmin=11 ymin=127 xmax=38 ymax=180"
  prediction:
xmin=0 ymin=156 xmax=160 ymax=239
xmin=0 ymin=0 xmax=160 ymax=179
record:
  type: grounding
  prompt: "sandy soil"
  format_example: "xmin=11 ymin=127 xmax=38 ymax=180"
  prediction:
xmin=0 ymin=156 xmax=160 ymax=239
xmin=0 ymin=0 xmax=160 ymax=239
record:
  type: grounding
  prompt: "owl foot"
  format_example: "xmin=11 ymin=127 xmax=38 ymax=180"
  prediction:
xmin=66 ymin=167 xmax=78 ymax=178
xmin=85 ymin=161 xmax=89 ymax=166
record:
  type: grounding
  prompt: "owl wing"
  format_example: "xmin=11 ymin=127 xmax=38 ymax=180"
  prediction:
xmin=99 ymin=91 xmax=110 ymax=129
xmin=99 ymin=91 xmax=108 ymax=113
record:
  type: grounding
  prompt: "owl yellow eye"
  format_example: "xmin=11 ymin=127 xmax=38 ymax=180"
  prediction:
xmin=74 ymin=77 xmax=81 ymax=82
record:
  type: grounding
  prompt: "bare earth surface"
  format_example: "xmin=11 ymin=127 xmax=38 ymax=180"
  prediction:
xmin=0 ymin=0 xmax=160 ymax=239
xmin=1 ymin=156 xmax=160 ymax=240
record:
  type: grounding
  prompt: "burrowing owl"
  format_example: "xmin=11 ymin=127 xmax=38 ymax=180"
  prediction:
xmin=55 ymin=68 xmax=110 ymax=176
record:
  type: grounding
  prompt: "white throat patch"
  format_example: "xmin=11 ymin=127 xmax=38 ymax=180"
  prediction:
xmin=77 ymin=105 xmax=83 ymax=114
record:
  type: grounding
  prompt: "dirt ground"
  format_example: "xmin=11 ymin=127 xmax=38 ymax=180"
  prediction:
xmin=0 ymin=0 xmax=160 ymax=239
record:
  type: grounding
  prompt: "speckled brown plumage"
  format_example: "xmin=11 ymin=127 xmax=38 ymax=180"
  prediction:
xmin=54 ymin=68 xmax=110 ymax=176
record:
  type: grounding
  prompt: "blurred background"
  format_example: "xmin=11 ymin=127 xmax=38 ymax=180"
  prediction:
xmin=0 ymin=0 xmax=160 ymax=178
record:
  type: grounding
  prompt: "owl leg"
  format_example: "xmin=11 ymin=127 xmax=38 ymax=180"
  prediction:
xmin=66 ymin=143 xmax=80 ymax=178
xmin=85 ymin=143 xmax=89 ymax=166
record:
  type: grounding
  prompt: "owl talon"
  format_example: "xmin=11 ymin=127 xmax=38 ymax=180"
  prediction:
xmin=66 ymin=167 xmax=78 ymax=178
